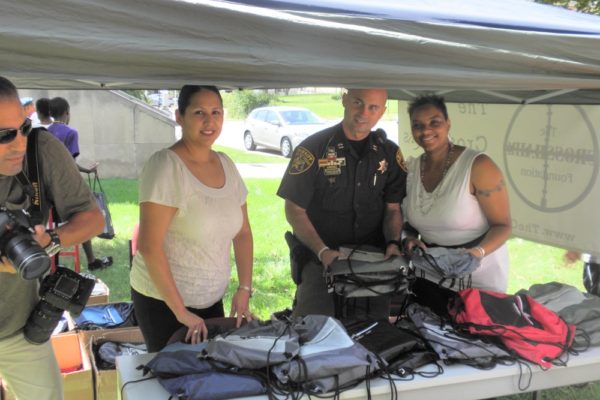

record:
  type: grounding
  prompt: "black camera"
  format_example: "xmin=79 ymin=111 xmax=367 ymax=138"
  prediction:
xmin=24 ymin=266 xmax=95 ymax=344
xmin=0 ymin=208 xmax=50 ymax=280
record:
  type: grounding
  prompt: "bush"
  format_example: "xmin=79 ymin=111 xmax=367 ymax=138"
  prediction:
xmin=226 ymin=90 xmax=277 ymax=119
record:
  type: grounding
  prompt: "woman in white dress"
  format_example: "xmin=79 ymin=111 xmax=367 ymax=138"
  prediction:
xmin=402 ymin=95 xmax=511 ymax=293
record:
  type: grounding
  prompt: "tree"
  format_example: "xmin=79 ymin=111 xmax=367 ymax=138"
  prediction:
xmin=535 ymin=0 xmax=599 ymax=15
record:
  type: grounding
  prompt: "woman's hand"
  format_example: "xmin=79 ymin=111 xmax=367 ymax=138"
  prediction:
xmin=230 ymin=287 xmax=254 ymax=327
xmin=466 ymin=247 xmax=486 ymax=259
xmin=177 ymin=310 xmax=208 ymax=344
xmin=403 ymin=238 xmax=427 ymax=255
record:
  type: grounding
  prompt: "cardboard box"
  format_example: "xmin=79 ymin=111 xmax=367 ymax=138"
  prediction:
xmin=79 ymin=327 xmax=146 ymax=400
xmin=87 ymin=278 xmax=110 ymax=305
xmin=2 ymin=333 xmax=93 ymax=400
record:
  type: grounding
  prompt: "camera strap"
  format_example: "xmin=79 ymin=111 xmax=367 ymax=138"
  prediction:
xmin=15 ymin=128 xmax=48 ymax=226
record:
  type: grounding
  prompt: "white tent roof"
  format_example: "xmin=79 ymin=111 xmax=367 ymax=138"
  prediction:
xmin=1 ymin=0 xmax=600 ymax=103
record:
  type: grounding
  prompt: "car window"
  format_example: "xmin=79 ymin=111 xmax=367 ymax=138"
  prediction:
xmin=266 ymin=111 xmax=280 ymax=125
xmin=254 ymin=110 xmax=268 ymax=121
xmin=281 ymin=110 xmax=322 ymax=125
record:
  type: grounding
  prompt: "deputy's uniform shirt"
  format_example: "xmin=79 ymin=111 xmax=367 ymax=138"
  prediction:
xmin=277 ymin=123 xmax=407 ymax=249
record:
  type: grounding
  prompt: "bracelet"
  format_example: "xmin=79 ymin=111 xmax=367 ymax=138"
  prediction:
xmin=237 ymin=285 xmax=254 ymax=297
xmin=317 ymin=246 xmax=330 ymax=263
xmin=386 ymin=240 xmax=402 ymax=249
xmin=475 ymin=246 xmax=486 ymax=258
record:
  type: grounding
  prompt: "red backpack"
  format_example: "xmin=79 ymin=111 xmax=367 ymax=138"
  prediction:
xmin=449 ymin=288 xmax=575 ymax=368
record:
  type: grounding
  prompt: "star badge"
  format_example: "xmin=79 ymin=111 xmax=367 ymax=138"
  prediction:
xmin=377 ymin=159 xmax=388 ymax=174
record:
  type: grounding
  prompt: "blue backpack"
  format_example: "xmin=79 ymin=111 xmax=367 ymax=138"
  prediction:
xmin=74 ymin=302 xmax=136 ymax=330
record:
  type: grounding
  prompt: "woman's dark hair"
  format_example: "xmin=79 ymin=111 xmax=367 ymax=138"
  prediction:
xmin=408 ymin=94 xmax=448 ymax=120
xmin=0 ymin=76 xmax=19 ymax=100
xmin=49 ymin=97 xmax=70 ymax=119
xmin=36 ymin=98 xmax=51 ymax=119
xmin=178 ymin=85 xmax=222 ymax=115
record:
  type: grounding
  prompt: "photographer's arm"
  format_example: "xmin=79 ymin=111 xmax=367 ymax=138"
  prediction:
xmin=35 ymin=207 xmax=104 ymax=248
xmin=137 ymin=201 xmax=208 ymax=343
xmin=285 ymin=200 xmax=339 ymax=268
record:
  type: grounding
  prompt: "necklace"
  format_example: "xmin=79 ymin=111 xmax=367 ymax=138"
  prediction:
xmin=418 ymin=142 xmax=454 ymax=215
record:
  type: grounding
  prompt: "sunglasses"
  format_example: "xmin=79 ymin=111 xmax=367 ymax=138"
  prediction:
xmin=0 ymin=118 xmax=33 ymax=144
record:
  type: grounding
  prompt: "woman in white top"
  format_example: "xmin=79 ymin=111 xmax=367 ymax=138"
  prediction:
xmin=130 ymin=85 xmax=254 ymax=352
xmin=402 ymin=94 xmax=511 ymax=292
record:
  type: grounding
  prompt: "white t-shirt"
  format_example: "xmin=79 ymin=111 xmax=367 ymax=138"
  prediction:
xmin=130 ymin=149 xmax=248 ymax=308
xmin=402 ymin=148 xmax=509 ymax=292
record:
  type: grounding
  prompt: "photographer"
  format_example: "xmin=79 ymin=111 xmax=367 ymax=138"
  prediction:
xmin=0 ymin=77 xmax=104 ymax=400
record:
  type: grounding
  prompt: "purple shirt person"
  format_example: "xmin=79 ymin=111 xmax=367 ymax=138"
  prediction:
xmin=47 ymin=122 xmax=80 ymax=158
xmin=48 ymin=97 xmax=80 ymax=158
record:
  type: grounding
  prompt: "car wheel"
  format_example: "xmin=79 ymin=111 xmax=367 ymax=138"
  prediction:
xmin=244 ymin=131 xmax=256 ymax=151
xmin=280 ymin=137 xmax=293 ymax=158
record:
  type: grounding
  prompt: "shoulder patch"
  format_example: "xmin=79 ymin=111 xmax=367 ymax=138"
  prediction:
xmin=289 ymin=146 xmax=315 ymax=175
xmin=396 ymin=148 xmax=407 ymax=172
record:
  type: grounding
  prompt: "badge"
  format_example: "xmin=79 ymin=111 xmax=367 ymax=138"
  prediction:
xmin=319 ymin=146 xmax=346 ymax=176
xmin=289 ymin=146 xmax=315 ymax=175
xmin=396 ymin=148 xmax=407 ymax=172
xmin=377 ymin=159 xmax=388 ymax=174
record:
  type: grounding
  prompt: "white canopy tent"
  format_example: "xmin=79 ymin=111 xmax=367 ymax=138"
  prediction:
xmin=1 ymin=0 xmax=600 ymax=104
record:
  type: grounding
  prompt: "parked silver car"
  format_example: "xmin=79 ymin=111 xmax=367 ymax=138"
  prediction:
xmin=243 ymin=106 xmax=325 ymax=157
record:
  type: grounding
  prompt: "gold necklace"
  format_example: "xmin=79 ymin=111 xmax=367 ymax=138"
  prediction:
xmin=418 ymin=142 xmax=454 ymax=215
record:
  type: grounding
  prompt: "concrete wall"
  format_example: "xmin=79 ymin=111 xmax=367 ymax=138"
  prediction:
xmin=19 ymin=89 xmax=177 ymax=178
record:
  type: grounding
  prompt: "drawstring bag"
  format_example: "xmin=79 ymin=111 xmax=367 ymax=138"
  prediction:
xmin=410 ymin=247 xmax=480 ymax=289
xmin=326 ymin=246 xmax=413 ymax=298
xmin=271 ymin=315 xmax=380 ymax=393
xmin=144 ymin=350 xmax=267 ymax=400
xmin=449 ymin=288 xmax=576 ymax=368
xmin=407 ymin=302 xmax=512 ymax=369
xmin=202 ymin=319 xmax=300 ymax=369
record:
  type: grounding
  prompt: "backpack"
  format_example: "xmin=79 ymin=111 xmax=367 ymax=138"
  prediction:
xmin=449 ymin=288 xmax=576 ymax=368
xmin=144 ymin=350 xmax=267 ymax=400
xmin=407 ymin=302 xmax=512 ymax=369
xmin=74 ymin=302 xmax=137 ymax=330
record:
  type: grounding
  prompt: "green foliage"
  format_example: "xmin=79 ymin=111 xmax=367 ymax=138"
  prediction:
xmin=536 ymin=0 xmax=599 ymax=14
xmin=224 ymin=90 xmax=277 ymax=119
xmin=123 ymin=90 xmax=150 ymax=104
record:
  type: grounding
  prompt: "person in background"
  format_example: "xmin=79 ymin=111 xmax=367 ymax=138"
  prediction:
xmin=130 ymin=85 xmax=254 ymax=352
xmin=48 ymin=97 xmax=112 ymax=271
xmin=35 ymin=97 xmax=52 ymax=128
xmin=21 ymin=96 xmax=39 ymax=127
xmin=0 ymin=76 xmax=104 ymax=400
xmin=277 ymin=88 xmax=407 ymax=321
xmin=48 ymin=97 xmax=79 ymax=158
xmin=402 ymin=94 xmax=511 ymax=293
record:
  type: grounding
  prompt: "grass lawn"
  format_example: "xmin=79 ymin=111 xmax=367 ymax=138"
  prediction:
xmin=77 ymin=145 xmax=598 ymax=400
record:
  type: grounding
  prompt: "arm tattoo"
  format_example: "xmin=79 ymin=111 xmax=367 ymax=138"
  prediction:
xmin=476 ymin=179 xmax=505 ymax=197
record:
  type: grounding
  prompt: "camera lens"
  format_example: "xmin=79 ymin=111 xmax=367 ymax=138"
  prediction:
xmin=24 ymin=300 xmax=63 ymax=344
xmin=6 ymin=234 xmax=51 ymax=280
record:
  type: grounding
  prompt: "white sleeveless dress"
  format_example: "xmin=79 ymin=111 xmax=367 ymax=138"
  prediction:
xmin=402 ymin=148 xmax=509 ymax=292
